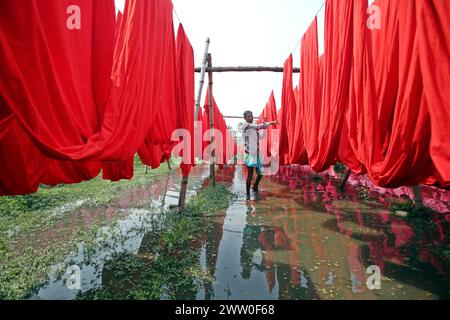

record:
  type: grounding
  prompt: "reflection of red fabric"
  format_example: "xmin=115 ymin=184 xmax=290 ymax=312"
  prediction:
xmin=390 ymin=221 xmax=414 ymax=247
xmin=257 ymin=230 xmax=276 ymax=293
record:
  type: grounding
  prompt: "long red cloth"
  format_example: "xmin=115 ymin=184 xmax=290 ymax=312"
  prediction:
xmin=0 ymin=0 xmax=187 ymax=194
xmin=299 ymin=18 xmax=322 ymax=169
xmin=202 ymin=88 xmax=237 ymax=166
xmin=279 ymin=55 xmax=307 ymax=165
xmin=257 ymin=91 xmax=278 ymax=160
xmin=285 ymin=0 xmax=449 ymax=188
xmin=175 ymin=25 xmax=195 ymax=176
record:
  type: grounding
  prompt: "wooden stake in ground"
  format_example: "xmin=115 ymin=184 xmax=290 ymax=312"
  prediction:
xmin=340 ymin=168 xmax=352 ymax=191
xmin=413 ymin=185 xmax=424 ymax=210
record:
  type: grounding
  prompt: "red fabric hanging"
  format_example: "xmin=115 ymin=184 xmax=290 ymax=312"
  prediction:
xmin=0 ymin=0 xmax=115 ymax=194
xmin=175 ymin=24 xmax=195 ymax=177
xmin=279 ymin=55 xmax=306 ymax=165
xmin=299 ymin=18 xmax=322 ymax=169
xmin=257 ymin=91 xmax=278 ymax=160
xmin=345 ymin=0 xmax=380 ymax=175
xmin=0 ymin=0 xmax=176 ymax=162
xmin=416 ymin=0 xmax=450 ymax=186
xmin=0 ymin=0 xmax=187 ymax=194
xmin=368 ymin=0 xmax=438 ymax=187
xmin=1 ymin=0 xmax=115 ymax=160
xmin=317 ymin=0 xmax=354 ymax=172
xmin=202 ymin=88 xmax=237 ymax=166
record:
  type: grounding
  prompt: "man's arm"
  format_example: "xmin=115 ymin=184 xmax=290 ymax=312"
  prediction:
xmin=243 ymin=121 xmax=280 ymax=134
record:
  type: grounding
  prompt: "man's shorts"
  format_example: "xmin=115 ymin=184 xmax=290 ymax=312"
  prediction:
xmin=245 ymin=153 xmax=264 ymax=174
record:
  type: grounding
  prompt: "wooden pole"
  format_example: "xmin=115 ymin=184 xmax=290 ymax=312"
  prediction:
xmin=194 ymin=38 xmax=210 ymax=123
xmin=340 ymin=168 xmax=352 ymax=191
xmin=412 ymin=185 xmax=424 ymax=210
xmin=179 ymin=38 xmax=210 ymax=211
xmin=223 ymin=116 xmax=259 ymax=119
xmin=208 ymin=54 xmax=216 ymax=187
xmin=178 ymin=175 xmax=189 ymax=211
xmin=195 ymin=66 xmax=300 ymax=73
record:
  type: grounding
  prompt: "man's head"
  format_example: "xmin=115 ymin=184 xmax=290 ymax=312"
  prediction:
xmin=243 ymin=110 xmax=253 ymax=124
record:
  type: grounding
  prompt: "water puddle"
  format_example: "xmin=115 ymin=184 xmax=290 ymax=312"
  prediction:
xmin=28 ymin=166 xmax=211 ymax=300
xmin=28 ymin=165 xmax=449 ymax=300
xmin=195 ymin=166 xmax=449 ymax=300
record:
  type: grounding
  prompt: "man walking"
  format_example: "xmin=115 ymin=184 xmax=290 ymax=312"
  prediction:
xmin=242 ymin=110 xmax=279 ymax=201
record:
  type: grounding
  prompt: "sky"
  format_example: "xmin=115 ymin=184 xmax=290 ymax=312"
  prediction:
xmin=114 ymin=0 xmax=326 ymax=130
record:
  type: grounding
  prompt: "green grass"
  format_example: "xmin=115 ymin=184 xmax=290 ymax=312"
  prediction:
xmin=0 ymin=157 xmax=172 ymax=300
xmin=77 ymin=183 xmax=235 ymax=300
xmin=0 ymin=157 xmax=170 ymax=218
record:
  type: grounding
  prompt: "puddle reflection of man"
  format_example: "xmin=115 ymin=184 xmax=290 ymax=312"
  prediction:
xmin=242 ymin=111 xmax=279 ymax=201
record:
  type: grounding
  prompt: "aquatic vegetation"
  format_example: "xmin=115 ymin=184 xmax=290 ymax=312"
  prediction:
xmin=0 ymin=160 xmax=171 ymax=300
xmin=77 ymin=184 xmax=234 ymax=300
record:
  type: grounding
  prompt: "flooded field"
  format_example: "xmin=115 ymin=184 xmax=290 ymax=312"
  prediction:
xmin=195 ymin=166 xmax=449 ymax=300
xmin=8 ymin=165 xmax=449 ymax=300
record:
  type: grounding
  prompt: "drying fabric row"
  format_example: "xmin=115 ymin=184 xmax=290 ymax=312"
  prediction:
xmin=267 ymin=0 xmax=449 ymax=188
xmin=0 ymin=0 xmax=234 ymax=196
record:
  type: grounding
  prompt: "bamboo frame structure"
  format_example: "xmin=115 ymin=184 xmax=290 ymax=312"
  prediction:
xmin=195 ymin=66 xmax=300 ymax=73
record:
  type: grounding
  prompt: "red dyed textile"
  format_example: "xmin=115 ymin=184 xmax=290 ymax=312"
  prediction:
xmin=416 ymin=0 xmax=450 ymax=185
xmin=202 ymin=88 xmax=237 ymax=165
xmin=367 ymin=0 xmax=437 ymax=187
xmin=299 ymin=18 xmax=322 ymax=169
xmin=257 ymin=91 xmax=278 ymax=160
xmin=0 ymin=0 xmax=184 ymax=194
xmin=175 ymin=25 xmax=195 ymax=176
xmin=136 ymin=0 xmax=178 ymax=169
xmin=339 ymin=0 xmax=437 ymax=186
xmin=279 ymin=55 xmax=306 ymax=165
xmin=0 ymin=0 xmax=115 ymax=194
xmin=267 ymin=0 xmax=450 ymax=189
xmin=317 ymin=0 xmax=354 ymax=172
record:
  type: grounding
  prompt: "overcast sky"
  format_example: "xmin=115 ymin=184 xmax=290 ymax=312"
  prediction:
xmin=114 ymin=0 xmax=326 ymax=130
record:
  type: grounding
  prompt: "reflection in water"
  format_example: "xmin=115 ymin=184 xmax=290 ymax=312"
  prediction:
xmin=31 ymin=166 xmax=211 ymax=300
xmin=32 ymin=164 xmax=449 ymax=300
xmin=196 ymin=165 xmax=449 ymax=300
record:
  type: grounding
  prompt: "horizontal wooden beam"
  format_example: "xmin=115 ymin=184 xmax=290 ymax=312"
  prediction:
xmin=195 ymin=66 xmax=300 ymax=73
xmin=223 ymin=116 xmax=259 ymax=119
